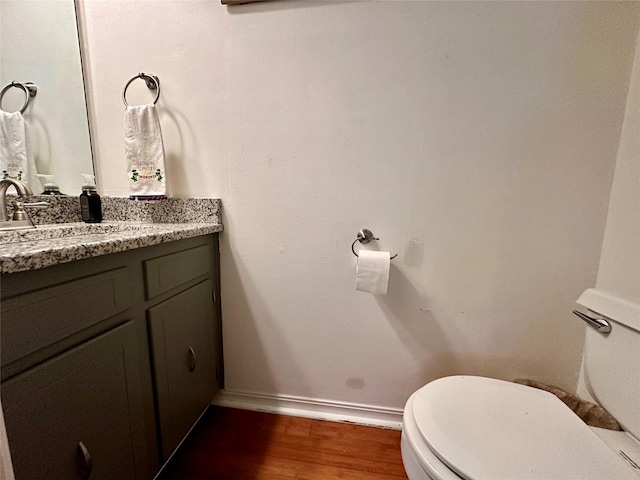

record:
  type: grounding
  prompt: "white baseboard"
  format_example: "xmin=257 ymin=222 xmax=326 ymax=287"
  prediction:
xmin=212 ymin=389 xmax=404 ymax=430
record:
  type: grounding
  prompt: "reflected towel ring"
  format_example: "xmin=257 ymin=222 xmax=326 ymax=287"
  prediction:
xmin=351 ymin=229 xmax=398 ymax=259
xmin=122 ymin=72 xmax=160 ymax=107
xmin=0 ymin=81 xmax=37 ymax=114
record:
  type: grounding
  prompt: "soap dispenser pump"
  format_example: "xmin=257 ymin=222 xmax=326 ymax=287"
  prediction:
xmin=79 ymin=174 xmax=102 ymax=223
xmin=36 ymin=174 xmax=63 ymax=195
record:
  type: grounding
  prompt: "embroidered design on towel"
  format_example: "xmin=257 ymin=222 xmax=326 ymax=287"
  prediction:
xmin=2 ymin=170 xmax=22 ymax=180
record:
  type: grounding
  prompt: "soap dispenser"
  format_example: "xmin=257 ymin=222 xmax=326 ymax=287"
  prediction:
xmin=36 ymin=174 xmax=64 ymax=195
xmin=79 ymin=174 xmax=102 ymax=223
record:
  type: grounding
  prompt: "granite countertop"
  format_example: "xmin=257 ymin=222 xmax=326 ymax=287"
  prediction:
xmin=0 ymin=197 xmax=223 ymax=275
xmin=0 ymin=222 xmax=223 ymax=274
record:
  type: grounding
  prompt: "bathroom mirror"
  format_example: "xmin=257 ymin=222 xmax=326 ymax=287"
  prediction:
xmin=0 ymin=0 xmax=94 ymax=195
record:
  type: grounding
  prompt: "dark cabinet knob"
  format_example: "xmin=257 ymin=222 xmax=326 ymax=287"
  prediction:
xmin=78 ymin=441 xmax=93 ymax=480
xmin=188 ymin=347 xmax=197 ymax=372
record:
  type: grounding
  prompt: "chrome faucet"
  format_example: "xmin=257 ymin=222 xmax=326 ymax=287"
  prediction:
xmin=0 ymin=179 xmax=49 ymax=230
xmin=0 ymin=178 xmax=32 ymax=222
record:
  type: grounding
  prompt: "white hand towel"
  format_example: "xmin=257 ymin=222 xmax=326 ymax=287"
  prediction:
xmin=0 ymin=111 xmax=28 ymax=183
xmin=125 ymin=104 xmax=167 ymax=200
xmin=0 ymin=111 xmax=42 ymax=194
xmin=356 ymin=250 xmax=390 ymax=295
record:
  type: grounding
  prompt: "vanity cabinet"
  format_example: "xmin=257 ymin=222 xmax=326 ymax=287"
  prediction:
xmin=148 ymin=279 xmax=219 ymax=459
xmin=3 ymin=323 xmax=146 ymax=480
xmin=0 ymin=234 xmax=222 ymax=480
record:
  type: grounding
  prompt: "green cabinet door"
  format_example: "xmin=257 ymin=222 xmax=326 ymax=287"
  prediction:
xmin=148 ymin=279 xmax=219 ymax=460
xmin=2 ymin=322 xmax=148 ymax=480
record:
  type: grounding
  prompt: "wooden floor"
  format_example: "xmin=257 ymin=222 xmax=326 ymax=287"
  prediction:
xmin=157 ymin=406 xmax=408 ymax=480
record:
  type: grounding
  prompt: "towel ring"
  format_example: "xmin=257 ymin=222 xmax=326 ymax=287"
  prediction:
xmin=351 ymin=229 xmax=398 ymax=259
xmin=122 ymin=72 xmax=160 ymax=107
xmin=0 ymin=81 xmax=37 ymax=114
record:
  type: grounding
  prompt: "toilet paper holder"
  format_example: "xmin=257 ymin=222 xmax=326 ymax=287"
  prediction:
xmin=351 ymin=229 xmax=398 ymax=259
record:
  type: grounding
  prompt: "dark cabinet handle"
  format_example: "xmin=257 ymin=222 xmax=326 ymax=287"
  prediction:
xmin=78 ymin=441 xmax=93 ymax=480
xmin=188 ymin=347 xmax=197 ymax=372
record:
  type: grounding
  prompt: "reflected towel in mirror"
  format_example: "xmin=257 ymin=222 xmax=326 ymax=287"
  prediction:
xmin=0 ymin=111 xmax=41 ymax=192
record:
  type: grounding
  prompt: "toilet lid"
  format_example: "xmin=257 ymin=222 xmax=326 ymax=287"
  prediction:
xmin=412 ymin=376 xmax=638 ymax=480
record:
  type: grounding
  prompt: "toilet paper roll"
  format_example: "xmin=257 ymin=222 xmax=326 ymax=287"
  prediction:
xmin=356 ymin=250 xmax=390 ymax=295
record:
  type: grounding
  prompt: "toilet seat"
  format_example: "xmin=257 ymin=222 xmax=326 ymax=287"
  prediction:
xmin=404 ymin=376 xmax=639 ymax=480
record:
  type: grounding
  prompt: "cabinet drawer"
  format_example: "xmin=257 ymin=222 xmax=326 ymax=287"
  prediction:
xmin=1 ymin=267 xmax=130 ymax=366
xmin=144 ymin=245 xmax=211 ymax=299
xmin=2 ymin=322 xmax=147 ymax=480
xmin=148 ymin=279 xmax=218 ymax=459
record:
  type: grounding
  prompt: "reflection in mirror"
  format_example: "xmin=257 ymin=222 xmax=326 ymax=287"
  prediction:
xmin=0 ymin=0 xmax=94 ymax=196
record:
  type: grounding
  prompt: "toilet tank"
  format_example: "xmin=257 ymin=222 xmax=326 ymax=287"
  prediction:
xmin=577 ymin=288 xmax=640 ymax=440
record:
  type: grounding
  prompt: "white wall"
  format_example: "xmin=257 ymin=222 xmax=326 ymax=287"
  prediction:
xmin=79 ymin=1 xmax=639 ymax=410
xmin=596 ymin=27 xmax=640 ymax=305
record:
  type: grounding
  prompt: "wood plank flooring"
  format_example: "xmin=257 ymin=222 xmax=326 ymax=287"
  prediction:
xmin=157 ymin=406 xmax=408 ymax=480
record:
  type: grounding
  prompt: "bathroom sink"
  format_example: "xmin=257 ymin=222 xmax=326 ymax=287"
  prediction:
xmin=0 ymin=222 xmax=154 ymax=244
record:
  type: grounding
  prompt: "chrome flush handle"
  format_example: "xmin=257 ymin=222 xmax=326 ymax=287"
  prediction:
xmin=573 ymin=310 xmax=612 ymax=335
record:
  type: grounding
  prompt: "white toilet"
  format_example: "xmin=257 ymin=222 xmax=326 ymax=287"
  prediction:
xmin=401 ymin=288 xmax=640 ymax=480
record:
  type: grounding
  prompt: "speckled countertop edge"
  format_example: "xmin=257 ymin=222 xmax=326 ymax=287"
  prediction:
xmin=0 ymin=222 xmax=223 ymax=274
